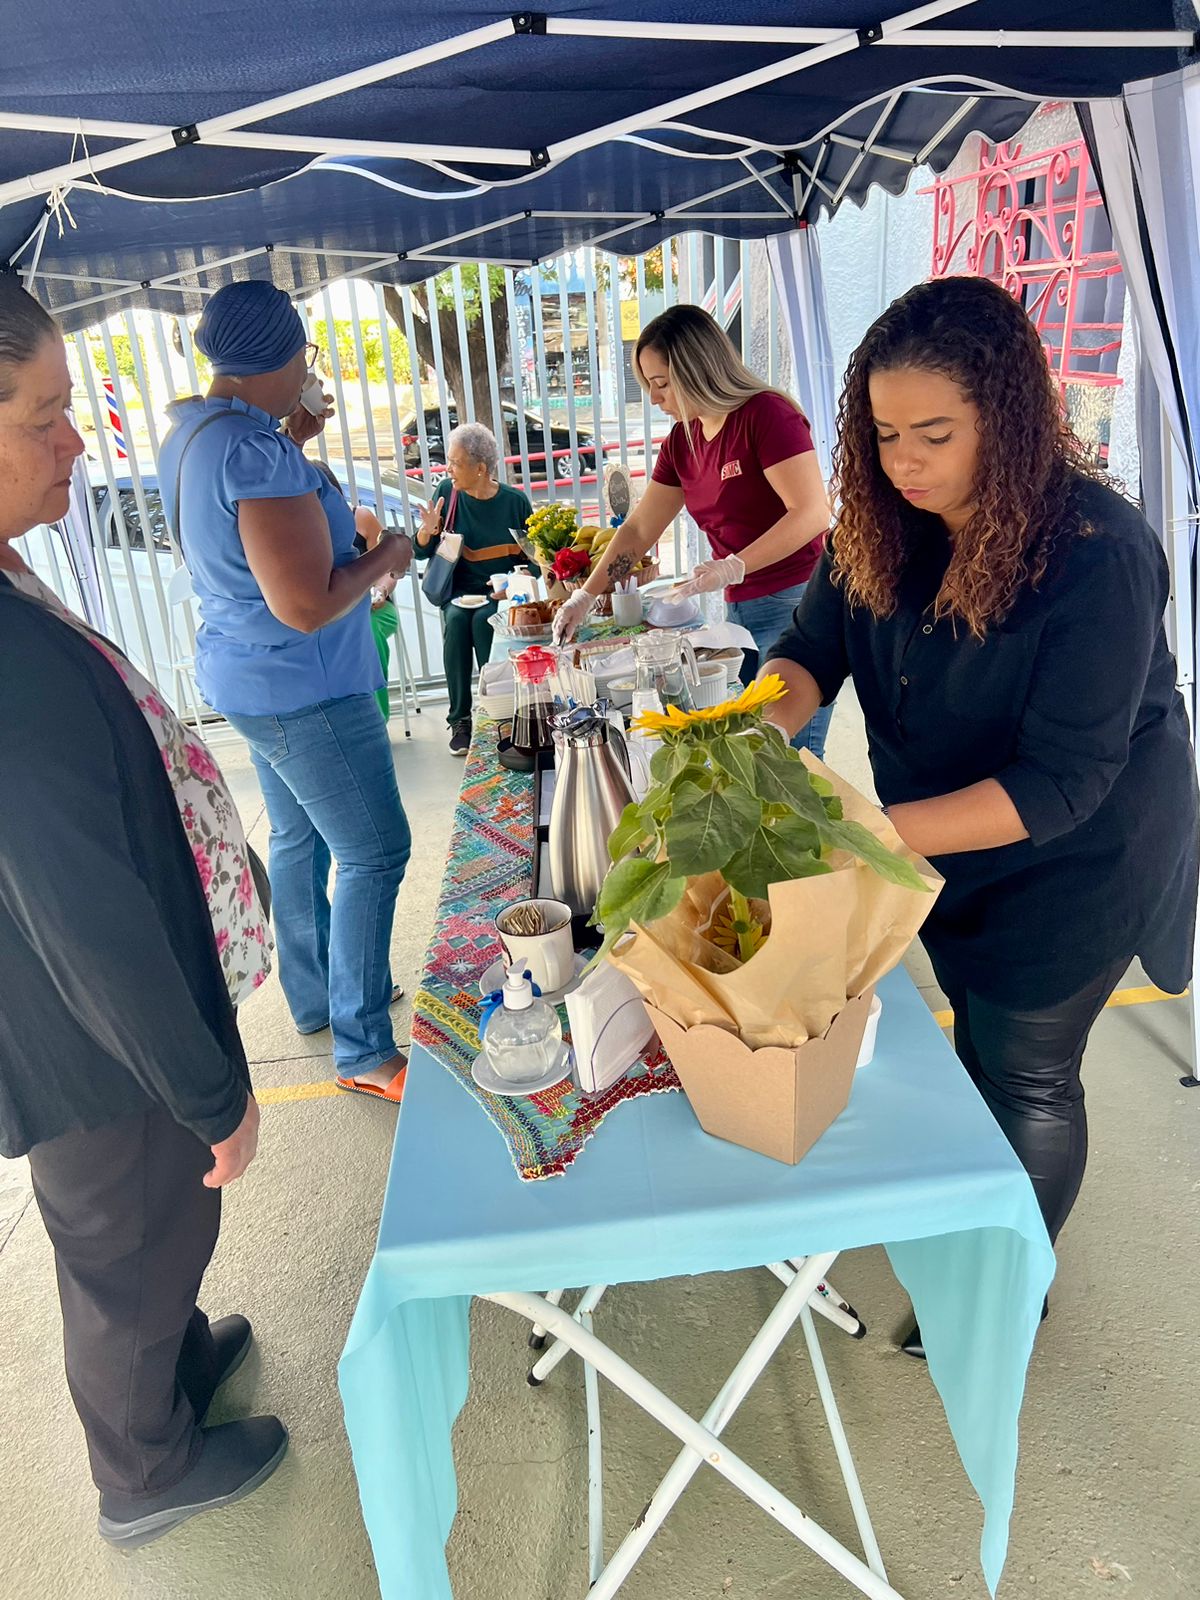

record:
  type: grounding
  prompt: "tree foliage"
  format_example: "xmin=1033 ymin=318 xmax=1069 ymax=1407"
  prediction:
xmin=309 ymin=317 xmax=412 ymax=385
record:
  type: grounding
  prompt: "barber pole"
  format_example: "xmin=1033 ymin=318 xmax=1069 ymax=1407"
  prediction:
xmin=102 ymin=378 xmax=127 ymax=459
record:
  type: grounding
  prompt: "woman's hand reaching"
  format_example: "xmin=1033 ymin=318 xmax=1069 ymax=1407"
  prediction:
xmin=552 ymin=588 xmax=600 ymax=645
xmin=670 ymin=554 xmax=745 ymax=598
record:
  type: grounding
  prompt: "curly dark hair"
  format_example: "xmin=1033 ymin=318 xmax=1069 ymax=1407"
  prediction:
xmin=832 ymin=275 xmax=1105 ymax=638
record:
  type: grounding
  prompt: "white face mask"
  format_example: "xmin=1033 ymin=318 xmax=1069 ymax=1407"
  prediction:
xmin=298 ymin=368 xmax=326 ymax=416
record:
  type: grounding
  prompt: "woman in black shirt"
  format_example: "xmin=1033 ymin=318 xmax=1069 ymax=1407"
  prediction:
xmin=765 ymin=277 xmax=1198 ymax=1345
xmin=0 ymin=280 xmax=286 ymax=1539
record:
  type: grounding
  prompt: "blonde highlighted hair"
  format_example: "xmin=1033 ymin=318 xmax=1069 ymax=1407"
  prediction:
xmin=634 ymin=304 xmax=802 ymax=428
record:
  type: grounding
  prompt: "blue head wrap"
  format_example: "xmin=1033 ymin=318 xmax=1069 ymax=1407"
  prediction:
xmin=195 ymin=280 xmax=307 ymax=376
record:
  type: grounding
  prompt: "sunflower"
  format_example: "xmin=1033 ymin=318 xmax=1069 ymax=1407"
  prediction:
xmin=630 ymin=673 xmax=788 ymax=736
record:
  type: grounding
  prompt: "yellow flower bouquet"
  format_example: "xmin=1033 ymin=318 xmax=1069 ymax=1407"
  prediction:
xmin=594 ymin=676 xmax=942 ymax=1163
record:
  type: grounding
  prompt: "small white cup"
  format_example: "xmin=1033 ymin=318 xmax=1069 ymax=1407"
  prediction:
xmin=490 ymin=573 xmax=509 ymax=597
xmin=692 ymin=660 xmax=732 ymax=710
xmin=611 ymin=590 xmax=643 ymax=628
xmin=496 ymin=898 xmax=575 ymax=993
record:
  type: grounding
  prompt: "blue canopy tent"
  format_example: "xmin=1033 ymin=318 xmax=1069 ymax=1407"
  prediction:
xmin=4 ymin=2 xmax=1199 ymax=1079
xmin=0 ymin=2 xmax=1193 ymax=323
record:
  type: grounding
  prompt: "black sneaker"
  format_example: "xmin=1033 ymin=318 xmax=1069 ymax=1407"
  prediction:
xmin=449 ymin=720 xmax=471 ymax=756
xmin=98 ymin=1416 xmax=288 ymax=1549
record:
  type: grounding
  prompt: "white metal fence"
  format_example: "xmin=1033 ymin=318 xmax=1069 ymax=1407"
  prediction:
xmin=20 ymin=234 xmax=791 ymax=711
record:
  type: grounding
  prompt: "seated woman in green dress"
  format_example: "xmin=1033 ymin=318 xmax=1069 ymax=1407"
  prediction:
xmin=415 ymin=423 xmax=534 ymax=755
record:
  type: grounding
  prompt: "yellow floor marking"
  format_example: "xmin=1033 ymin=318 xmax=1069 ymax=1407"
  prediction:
xmin=256 ymin=1080 xmax=342 ymax=1105
xmin=256 ymin=985 xmax=1188 ymax=1106
xmin=931 ymin=982 xmax=1185 ymax=1031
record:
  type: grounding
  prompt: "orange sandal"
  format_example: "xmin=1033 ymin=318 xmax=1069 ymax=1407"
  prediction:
xmin=336 ymin=1062 xmax=408 ymax=1103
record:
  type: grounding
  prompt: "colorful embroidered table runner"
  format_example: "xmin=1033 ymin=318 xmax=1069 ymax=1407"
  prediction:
xmin=410 ymin=716 xmax=678 ymax=1180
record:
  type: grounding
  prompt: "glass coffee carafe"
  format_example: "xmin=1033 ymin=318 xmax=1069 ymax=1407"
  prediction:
xmin=633 ymin=631 xmax=699 ymax=713
xmin=511 ymin=645 xmax=558 ymax=757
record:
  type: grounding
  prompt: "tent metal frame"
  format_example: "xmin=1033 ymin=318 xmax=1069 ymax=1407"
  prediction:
xmin=0 ymin=4 xmax=1191 ymax=216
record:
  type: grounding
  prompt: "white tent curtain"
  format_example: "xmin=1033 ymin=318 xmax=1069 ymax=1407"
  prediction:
xmin=1086 ymin=74 xmax=1200 ymax=715
xmin=1086 ymin=71 xmax=1200 ymax=483
xmin=766 ymin=226 xmax=838 ymax=484
xmin=1084 ymin=69 xmax=1200 ymax=1081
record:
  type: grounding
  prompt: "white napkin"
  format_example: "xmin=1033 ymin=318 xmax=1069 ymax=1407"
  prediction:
xmin=479 ymin=660 xmax=515 ymax=694
xmin=566 ymin=960 xmax=657 ymax=1095
xmin=688 ymin=621 xmax=757 ymax=651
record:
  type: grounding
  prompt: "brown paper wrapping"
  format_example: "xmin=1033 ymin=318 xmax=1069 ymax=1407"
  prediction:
xmin=608 ymin=752 xmax=942 ymax=1049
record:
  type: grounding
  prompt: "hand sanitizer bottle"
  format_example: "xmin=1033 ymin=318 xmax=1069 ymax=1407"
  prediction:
xmin=483 ymin=966 xmax=564 ymax=1085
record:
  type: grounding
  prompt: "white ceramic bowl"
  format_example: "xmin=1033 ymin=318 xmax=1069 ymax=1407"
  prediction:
xmin=691 ymin=661 xmax=733 ymax=709
xmin=646 ymin=596 xmax=700 ymax=629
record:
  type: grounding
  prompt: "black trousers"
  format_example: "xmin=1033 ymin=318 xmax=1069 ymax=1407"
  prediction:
xmin=27 ymin=1104 xmax=223 ymax=1496
xmin=928 ymin=951 xmax=1129 ymax=1242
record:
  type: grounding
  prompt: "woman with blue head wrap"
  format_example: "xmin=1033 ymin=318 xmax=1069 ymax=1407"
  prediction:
xmin=159 ymin=279 xmax=414 ymax=1103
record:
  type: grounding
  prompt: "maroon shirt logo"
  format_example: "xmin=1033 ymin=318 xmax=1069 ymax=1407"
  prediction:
xmin=720 ymin=459 xmax=743 ymax=480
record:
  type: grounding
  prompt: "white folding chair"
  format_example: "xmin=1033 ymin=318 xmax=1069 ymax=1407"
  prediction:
xmin=387 ymin=622 xmax=421 ymax=737
xmin=164 ymin=562 xmax=239 ymax=746
xmin=487 ymin=1257 xmax=902 ymax=1599
xmin=165 ymin=562 xmax=203 ymax=724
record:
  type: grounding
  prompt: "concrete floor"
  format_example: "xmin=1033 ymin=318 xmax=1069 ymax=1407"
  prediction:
xmin=2 ymin=694 xmax=1198 ymax=1600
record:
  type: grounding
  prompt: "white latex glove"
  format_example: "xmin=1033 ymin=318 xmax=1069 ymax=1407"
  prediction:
xmin=670 ymin=554 xmax=746 ymax=599
xmin=552 ymin=588 xmax=600 ymax=644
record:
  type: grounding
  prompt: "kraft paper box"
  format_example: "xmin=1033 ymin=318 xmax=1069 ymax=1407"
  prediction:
xmin=646 ymin=991 xmax=874 ymax=1165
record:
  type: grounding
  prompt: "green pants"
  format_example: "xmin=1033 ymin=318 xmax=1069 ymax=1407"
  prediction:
xmin=440 ymin=597 xmax=499 ymax=725
xmin=369 ymin=600 xmax=399 ymax=721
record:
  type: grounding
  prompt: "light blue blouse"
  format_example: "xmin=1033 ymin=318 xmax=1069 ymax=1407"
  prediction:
xmin=158 ymin=396 xmax=381 ymax=717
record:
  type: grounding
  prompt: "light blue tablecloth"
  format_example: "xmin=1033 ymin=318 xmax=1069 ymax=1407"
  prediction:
xmin=339 ymin=967 xmax=1055 ymax=1600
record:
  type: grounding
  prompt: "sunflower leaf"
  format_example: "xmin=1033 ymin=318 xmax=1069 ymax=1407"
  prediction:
xmin=594 ymin=856 xmax=686 ymax=946
xmin=709 ymin=732 xmax=756 ymax=791
xmin=664 ymin=782 xmax=762 ymax=878
xmin=814 ymin=815 xmax=930 ymax=891
xmin=607 ymin=800 xmax=654 ymax=863
xmin=723 ymin=817 xmax=828 ymax=900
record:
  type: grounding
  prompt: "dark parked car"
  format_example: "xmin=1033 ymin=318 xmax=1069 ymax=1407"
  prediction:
xmin=91 ymin=463 xmax=426 ymax=552
xmin=399 ymin=401 xmax=597 ymax=482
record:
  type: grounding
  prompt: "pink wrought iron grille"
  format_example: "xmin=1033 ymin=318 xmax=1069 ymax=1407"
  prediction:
xmin=921 ymin=132 xmax=1125 ymax=456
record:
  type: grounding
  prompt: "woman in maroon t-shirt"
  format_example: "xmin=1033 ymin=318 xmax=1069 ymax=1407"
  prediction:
xmin=553 ymin=305 xmax=833 ymax=753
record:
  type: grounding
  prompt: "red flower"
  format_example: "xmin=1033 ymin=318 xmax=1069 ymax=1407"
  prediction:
xmin=551 ymin=546 xmax=591 ymax=582
xmin=236 ymin=865 xmax=254 ymax=909
xmin=216 ymin=927 xmax=231 ymax=954
xmin=253 ymin=970 xmax=268 ymax=988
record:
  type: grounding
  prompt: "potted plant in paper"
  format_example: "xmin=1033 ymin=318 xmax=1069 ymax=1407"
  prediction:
xmin=594 ymin=675 xmax=942 ymax=1164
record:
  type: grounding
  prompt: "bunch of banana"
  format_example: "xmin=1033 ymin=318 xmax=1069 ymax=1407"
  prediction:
xmin=575 ymin=523 xmax=617 ymax=556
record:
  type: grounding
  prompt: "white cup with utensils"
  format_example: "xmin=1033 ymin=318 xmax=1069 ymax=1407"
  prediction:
xmin=495 ymin=898 xmax=575 ymax=993
xmin=611 ymin=590 xmax=643 ymax=628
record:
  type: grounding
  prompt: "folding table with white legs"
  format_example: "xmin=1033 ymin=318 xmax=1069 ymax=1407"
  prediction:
xmin=487 ymin=1253 xmax=899 ymax=1600
xmin=339 ymin=968 xmax=1056 ymax=1600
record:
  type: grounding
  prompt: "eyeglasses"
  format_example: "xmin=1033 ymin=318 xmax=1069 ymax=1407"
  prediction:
xmin=304 ymin=342 xmax=322 ymax=370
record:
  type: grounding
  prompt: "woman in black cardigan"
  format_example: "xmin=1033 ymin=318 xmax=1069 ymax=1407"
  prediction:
xmin=0 ymin=279 xmax=286 ymax=1542
xmin=765 ymin=277 xmax=1199 ymax=1353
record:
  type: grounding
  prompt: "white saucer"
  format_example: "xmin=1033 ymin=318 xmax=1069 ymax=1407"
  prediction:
xmin=452 ymin=594 xmax=491 ymax=610
xmin=471 ymin=1044 xmax=572 ymax=1097
xmin=478 ymin=951 xmax=592 ymax=1005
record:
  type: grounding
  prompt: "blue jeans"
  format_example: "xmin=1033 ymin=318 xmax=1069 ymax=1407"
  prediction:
xmin=728 ymin=582 xmax=833 ymax=759
xmin=226 ymin=695 xmax=412 ymax=1076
